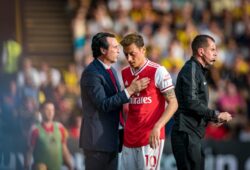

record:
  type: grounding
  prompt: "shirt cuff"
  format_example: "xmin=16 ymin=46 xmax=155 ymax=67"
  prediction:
xmin=124 ymin=88 xmax=130 ymax=99
xmin=211 ymin=110 xmax=220 ymax=122
xmin=214 ymin=110 xmax=220 ymax=118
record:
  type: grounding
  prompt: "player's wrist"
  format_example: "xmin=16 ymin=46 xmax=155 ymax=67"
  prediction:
xmin=154 ymin=123 xmax=162 ymax=130
xmin=126 ymin=86 xmax=135 ymax=95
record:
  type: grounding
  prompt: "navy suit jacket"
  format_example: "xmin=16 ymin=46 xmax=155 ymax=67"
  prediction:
xmin=79 ymin=59 xmax=129 ymax=152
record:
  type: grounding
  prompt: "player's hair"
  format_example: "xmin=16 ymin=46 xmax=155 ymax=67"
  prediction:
xmin=120 ymin=33 xmax=144 ymax=48
xmin=191 ymin=34 xmax=215 ymax=55
xmin=91 ymin=32 xmax=116 ymax=58
xmin=40 ymin=100 xmax=54 ymax=110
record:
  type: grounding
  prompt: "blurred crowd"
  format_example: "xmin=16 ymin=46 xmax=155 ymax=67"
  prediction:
xmin=1 ymin=0 xmax=250 ymax=168
xmin=68 ymin=0 xmax=250 ymax=141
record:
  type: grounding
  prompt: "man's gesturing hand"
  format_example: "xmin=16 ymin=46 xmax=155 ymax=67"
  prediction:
xmin=217 ymin=112 xmax=232 ymax=123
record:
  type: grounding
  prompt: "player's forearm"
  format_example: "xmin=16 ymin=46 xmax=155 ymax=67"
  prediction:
xmin=154 ymin=89 xmax=178 ymax=129
xmin=154 ymin=98 xmax=178 ymax=129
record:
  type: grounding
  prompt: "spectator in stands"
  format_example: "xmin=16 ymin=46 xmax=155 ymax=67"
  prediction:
xmin=217 ymin=81 xmax=246 ymax=117
xmin=18 ymin=96 xmax=41 ymax=157
xmin=87 ymin=3 xmax=113 ymax=35
xmin=39 ymin=62 xmax=61 ymax=88
xmin=63 ymin=63 xmax=79 ymax=95
xmin=18 ymin=73 xmax=39 ymax=106
xmin=0 ymin=80 xmax=19 ymax=168
xmin=17 ymin=58 xmax=40 ymax=88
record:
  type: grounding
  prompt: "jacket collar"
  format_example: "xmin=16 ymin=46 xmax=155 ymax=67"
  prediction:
xmin=97 ymin=58 xmax=111 ymax=69
xmin=190 ymin=56 xmax=209 ymax=74
xmin=93 ymin=59 xmax=121 ymax=91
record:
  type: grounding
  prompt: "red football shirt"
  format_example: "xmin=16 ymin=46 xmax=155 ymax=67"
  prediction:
xmin=122 ymin=60 xmax=174 ymax=147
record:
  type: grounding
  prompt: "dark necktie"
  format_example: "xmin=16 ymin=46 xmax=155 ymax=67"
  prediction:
xmin=106 ymin=68 xmax=118 ymax=91
xmin=106 ymin=68 xmax=125 ymax=126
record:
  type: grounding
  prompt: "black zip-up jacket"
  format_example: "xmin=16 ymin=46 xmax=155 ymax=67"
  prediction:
xmin=172 ymin=57 xmax=217 ymax=138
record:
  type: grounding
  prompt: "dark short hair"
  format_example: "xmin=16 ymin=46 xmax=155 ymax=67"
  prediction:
xmin=91 ymin=32 xmax=116 ymax=58
xmin=120 ymin=33 xmax=144 ymax=48
xmin=191 ymin=34 xmax=215 ymax=55
xmin=40 ymin=100 xmax=54 ymax=110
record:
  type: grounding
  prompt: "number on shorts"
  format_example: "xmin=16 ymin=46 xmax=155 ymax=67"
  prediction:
xmin=145 ymin=154 xmax=157 ymax=167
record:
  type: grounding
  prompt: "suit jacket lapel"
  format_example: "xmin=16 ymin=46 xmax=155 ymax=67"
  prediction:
xmin=93 ymin=59 xmax=118 ymax=93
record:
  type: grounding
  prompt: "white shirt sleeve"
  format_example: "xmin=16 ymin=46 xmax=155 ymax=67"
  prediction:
xmin=155 ymin=66 xmax=174 ymax=92
xmin=124 ymin=88 xmax=130 ymax=99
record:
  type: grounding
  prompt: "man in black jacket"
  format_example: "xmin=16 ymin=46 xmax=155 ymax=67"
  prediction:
xmin=171 ymin=34 xmax=232 ymax=170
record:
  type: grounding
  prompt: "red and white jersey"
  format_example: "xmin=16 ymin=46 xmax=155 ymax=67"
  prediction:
xmin=122 ymin=60 xmax=174 ymax=147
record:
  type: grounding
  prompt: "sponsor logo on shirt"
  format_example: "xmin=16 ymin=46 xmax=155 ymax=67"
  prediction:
xmin=129 ymin=96 xmax=152 ymax=104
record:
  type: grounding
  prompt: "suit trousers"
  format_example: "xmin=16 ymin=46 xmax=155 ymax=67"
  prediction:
xmin=171 ymin=130 xmax=204 ymax=170
xmin=84 ymin=149 xmax=118 ymax=170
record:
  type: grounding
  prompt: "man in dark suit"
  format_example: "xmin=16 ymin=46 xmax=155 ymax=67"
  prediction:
xmin=79 ymin=32 xmax=150 ymax=170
